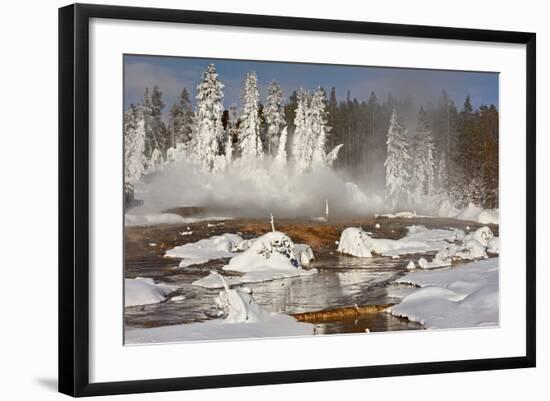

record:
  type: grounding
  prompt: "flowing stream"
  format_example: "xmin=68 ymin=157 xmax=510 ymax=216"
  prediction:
xmin=124 ymin=216 xmax=490 ymax=335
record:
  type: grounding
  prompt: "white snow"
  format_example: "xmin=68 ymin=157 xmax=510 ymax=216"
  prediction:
xmin=125 ymin=212 xmax=186 ymax=226
xmin=337 ymin=225 xmax=464 ymax=258
xmin=426 ymin=226 xmax=495 ymax=267
xmin=185 ymin=232 xmax=319 ymax=286
xmin=293 ymin=244 xmax=315 ymax=265
xmin=388 ymin=257 xmax=499 ymax=329
xmin=126 ymin=272 xmax=314 ymax=343
xmin=225 ymin=231 xmax=302 ymax=273
xmin=464 ymin=226 xmax=494 ymax=247
xmin=439 ymin=202 xmax=499 ymax=225
xmin=125 ymin=278 xmax=180 ymax=307
xmin=337 ymin=227 xmax=373 ymax=257
xmin=379 ymin=211 xmax=417 ymax=219
xmin=125 ymin=206 xmax=233 ymax=227
xmin=165 ymin=233 xmax=250 ymax=268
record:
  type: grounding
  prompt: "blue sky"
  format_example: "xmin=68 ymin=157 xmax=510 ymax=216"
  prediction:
xmin=124 ymin=54 xmax=499 ymax=118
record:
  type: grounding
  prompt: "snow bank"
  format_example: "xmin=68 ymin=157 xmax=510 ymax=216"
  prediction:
xmin=125 ymin=212 xmax=186 ymax=226
xmin=125 ymin=278 xmax=180 ymax=307
xmin=125 ymin=206 xmax=234 ymax=227
xmin=425 ymin=226 xmax=495 ymax=267
xmin=165 ymin=233 xmax=251 ymax=267
xmin=439 ymin=202 xmax=499 ymax=225
xmin=388 ymin=257 xmax=499 ymax=329
xmin=379 ymin=211 xmax=418 ymax=219
xmin=126 ymin=273 xmax=314 ymax=343
xmin=337 ymin=225 xmax=464 ymax=258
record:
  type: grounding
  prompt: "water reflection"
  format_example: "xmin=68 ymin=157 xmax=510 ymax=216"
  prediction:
xmin=125 ymin=252 xmax=421 ymax=333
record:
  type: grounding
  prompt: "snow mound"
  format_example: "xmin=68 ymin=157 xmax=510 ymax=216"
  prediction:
xmin=293 ymin=244 xmax=315 ymax=265
xmin=337 ymin=227 xmax=373 ymax=257
xmin=476 ymin=209 xmax=499 ymax=225
xmin=125 ymin=212 xmax=185 ymax=226
xmin=439 ymin=202 xmax=499 ymax=225
xmin=337 ymin=225 xmax=464 ymax=258
xmin=206 ymin=231 xmax=319 ymax=285
xmin=224 ymin=231 xmax=300 ymax=273
xmin=464 ymin=226 xmax=494 ymax=247
xmin=388 ymin=258 xmax=499 ymax=329
xmin=125 ymin=278 xmax=180 ymax=307
xmin=165 ymin=233 xmax=251 ymax=267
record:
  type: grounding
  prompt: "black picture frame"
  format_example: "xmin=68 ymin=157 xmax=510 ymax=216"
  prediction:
xmin=58 ymin=3 xmax=536 ymax=397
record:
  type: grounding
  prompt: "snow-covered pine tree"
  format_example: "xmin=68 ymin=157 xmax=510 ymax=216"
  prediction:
xmin=150 ymin=86 xmax=167 ymax=153
xmin=264 ymin=81 xmax=286 ymax=157
xmin=225 ymin=104 xmax=239 ymax=166
xmin=292 ymin=89 xmax=313 ymax=173
xmin=238 ymin=72 xmax=263 ymax=166
xmin=168 ymin=88 xmax=194 ymax=148
xmin=310 ymin=87 xmax=331 ymax=166
xmin=411 ymin=107 xmax=435 ymax=204
xmin=385 ymin=109 xmax=412 ymax=208
xmin=149 ymin=147 xmax=164 ymax=171
xmin=195 ymin=63 xmax=225 ymax=171
xmin=274 ymin=126 xmax=288 ymax=167
xmin=435 ymin=153 xmax=449 ymax=203
xmin=124 ymin=104 xmax=147 ymax=185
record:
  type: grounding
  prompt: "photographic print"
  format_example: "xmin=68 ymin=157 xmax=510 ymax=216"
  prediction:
xmin=123 ymin=55 xmax=499 ymax=345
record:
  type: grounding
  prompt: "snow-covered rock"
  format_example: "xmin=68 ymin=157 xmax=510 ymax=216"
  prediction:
xmin=438 ymin=202 xmax=499 ymax=225
xmin=293 ymin=244 xmax=315 ymax=265
xmin=464 ymin=226 xmax=494 ymax=247
xmin=337 ymin=227 xmax=373 ymax=257
xmin=216 ymin=232 xmax=318 ymax=284
xmin=406 ymin=261 xmax=416 ymax=270
xmin=430 ymin=238 xmax=488 ymax=267
xmin=125 ymin=278 xmax=180 ymax=307
xmin=388 ymin=258 xmax=499 ymax=329
xmin=337 ymin=225 xmax=464 ymax=258
xmin=476 ymin=209 xmax=499 ymax=225
xmin=165 ymin=233 xmax=251 ymax=267
xmin=225 ymin=231 xmax=299 ymax=273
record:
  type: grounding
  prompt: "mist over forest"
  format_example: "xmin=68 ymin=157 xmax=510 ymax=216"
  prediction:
xmin=124 ymin=60 xmax=499 ymax=217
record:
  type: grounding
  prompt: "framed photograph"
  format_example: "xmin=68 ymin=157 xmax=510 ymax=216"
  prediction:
xmin=58 ymin=3 xmax=536 ymax=397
